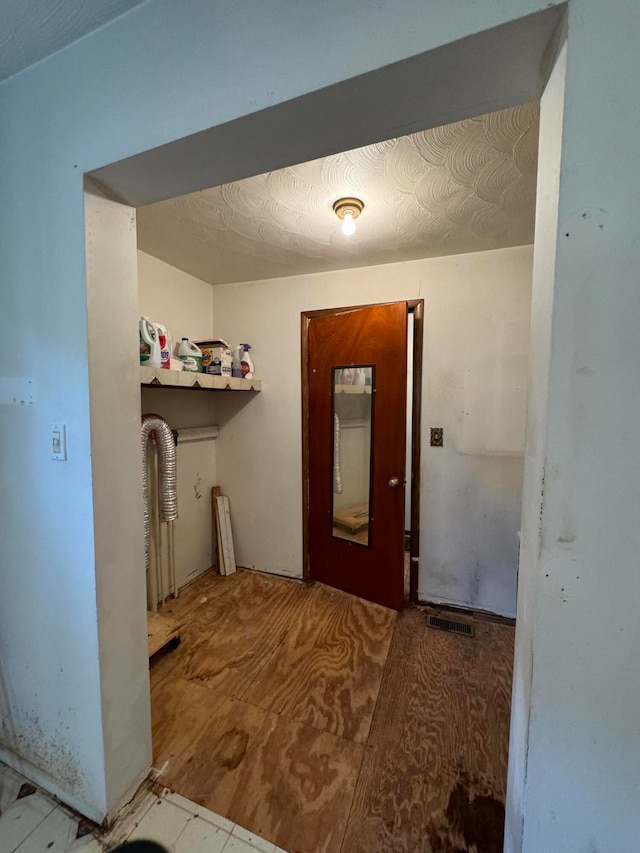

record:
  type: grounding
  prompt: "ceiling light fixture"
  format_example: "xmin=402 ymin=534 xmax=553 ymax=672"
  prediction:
xmin=333 ymin=197 xmax=364 ymax=237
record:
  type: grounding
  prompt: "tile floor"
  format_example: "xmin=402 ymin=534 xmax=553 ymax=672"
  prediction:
xmin=0 ymin=762 xmax=288 ymax=853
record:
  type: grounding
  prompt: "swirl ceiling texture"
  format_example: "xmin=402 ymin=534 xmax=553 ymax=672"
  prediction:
xmin=137 ymin=102 xmax=539 ymax=286
xmin=0 ymin=0 xmax=146 ymax=81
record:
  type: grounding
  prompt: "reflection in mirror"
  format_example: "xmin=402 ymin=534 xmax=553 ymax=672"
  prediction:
xmin=332 ymin=366 xmax=374 ymax=546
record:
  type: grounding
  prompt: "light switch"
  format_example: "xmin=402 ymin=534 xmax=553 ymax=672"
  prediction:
xmin=52 ymin=423 xmax=67 ymax=461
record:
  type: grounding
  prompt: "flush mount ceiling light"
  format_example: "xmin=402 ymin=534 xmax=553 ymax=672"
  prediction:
xmin=333 ymin=197 xmax=364 ymax=237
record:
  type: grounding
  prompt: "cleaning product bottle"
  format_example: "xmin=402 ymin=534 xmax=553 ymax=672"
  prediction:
xmin=156 ymin=323 xmax=172 ymax=370
xmin=231 ymin=345 xmax=244 ymax=379
xmin=239 ymin=343 xmax=254 ymax=379
xmin=176 ymin=337 xmax=203 ymax=371
xmin=139 ymin=316 xmax=162 ymax=368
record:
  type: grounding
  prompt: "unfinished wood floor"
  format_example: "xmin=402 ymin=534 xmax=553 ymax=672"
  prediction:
xmin=150 ymin=569 xmax=514 ymax=853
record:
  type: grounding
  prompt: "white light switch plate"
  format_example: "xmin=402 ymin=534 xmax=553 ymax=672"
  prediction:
xmin=51 ymin=423 xmax=67 ymax=461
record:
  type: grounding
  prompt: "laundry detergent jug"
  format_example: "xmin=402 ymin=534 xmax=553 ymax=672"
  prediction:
xmin=177 ymin=338 xmax=203 ymax=371
xmin=156 ymin=323 xmax=172 ymax=369
xmin=139 ymin=316 xmax=162 ymax=368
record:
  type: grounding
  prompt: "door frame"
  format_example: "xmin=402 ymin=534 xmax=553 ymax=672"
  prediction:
xmin=301 ymin=299 xmax=424 ymax=605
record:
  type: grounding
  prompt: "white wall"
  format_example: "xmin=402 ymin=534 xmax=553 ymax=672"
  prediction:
xmin=505 ymin=43 xmax=565 ymax=853
xmin=2 ymin=1 xmax=640 ymax=848
xmin=511 ymin=4 xmax=640 ymax=849
xmin=405 ymin=315 xmax=414 ymax=531
xmin=0 ymin=0 xmax=558 ymax=822
xmin=138 ymin=252 xmax=218 ymax=590
xmin=138 ymin=250 xmax=213 ymax=343
xmin=211 ymin=245 xmax=532 ymax=616
xmin=333 ymin=413 xmax=372 ymax=515
xmin=85 ymin=186 xmax=152 ymax=813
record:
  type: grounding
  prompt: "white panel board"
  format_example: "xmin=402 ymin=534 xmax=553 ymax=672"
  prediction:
xmin=216 ymin=495 xmax=236 ymax=576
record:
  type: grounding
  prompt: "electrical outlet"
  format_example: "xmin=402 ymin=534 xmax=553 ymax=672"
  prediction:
xmin=430 ymin=427 xmax=444 ymax=447
xmin=52 ymin=423 xmax=67 ymax=461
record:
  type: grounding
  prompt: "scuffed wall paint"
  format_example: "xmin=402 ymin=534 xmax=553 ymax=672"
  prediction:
xmin=210 ymin=245 xmax=532 ymax=616
xmin=4 ymin=1 xmax=640 ymax=848
xmin=505 ymin=43 xmax=565 ymax=852
xmin=518 ymin=2 xmax=640 ymax=847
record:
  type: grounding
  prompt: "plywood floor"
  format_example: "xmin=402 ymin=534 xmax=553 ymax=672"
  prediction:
xmin=150 ymin=570 xmax=514 ymax=853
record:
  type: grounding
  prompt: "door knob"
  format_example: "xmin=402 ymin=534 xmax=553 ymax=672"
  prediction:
xmin=388 ymin=477 xmax=400 ymax=488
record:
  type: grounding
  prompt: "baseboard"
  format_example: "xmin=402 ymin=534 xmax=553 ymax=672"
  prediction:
xmin=417 ymin=594 xmax=516 ymax=625
xmin=237 ymin=565 xmax=305 ymax=582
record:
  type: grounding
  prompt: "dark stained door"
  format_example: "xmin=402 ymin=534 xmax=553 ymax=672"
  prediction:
xmin=306 ymin=302 xmax=407 ymax=610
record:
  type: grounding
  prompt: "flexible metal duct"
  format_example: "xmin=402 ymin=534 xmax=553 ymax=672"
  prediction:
xmin=333 ymin=412 xmax=343 ymax=494
xmin=141 ymin=414 xmax=178 ymax=576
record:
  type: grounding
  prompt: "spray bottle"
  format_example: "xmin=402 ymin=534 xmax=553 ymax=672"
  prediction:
xmin=239 ymin=344 xmax=254 ymax=379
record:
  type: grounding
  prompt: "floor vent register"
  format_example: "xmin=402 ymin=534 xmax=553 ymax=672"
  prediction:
xmin=426 ymin=613 xmax=475 ymax=638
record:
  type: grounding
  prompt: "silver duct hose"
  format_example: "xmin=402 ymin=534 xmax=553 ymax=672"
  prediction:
xmin=333 ymin=412 xmax=343 ymax=494
xmin=141 ymin=414 xmax=178 ymax=523
xmin=141 ymin=414 xmax=178 ymax=608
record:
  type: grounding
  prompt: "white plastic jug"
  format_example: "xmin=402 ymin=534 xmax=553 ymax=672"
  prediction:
xmin=177 ymin=338 xmax=202 ymax=371
xmin=139 ymin=316 xmax=162 ymax=368
xmin=156 ymin=323 xmax=172 ymax=370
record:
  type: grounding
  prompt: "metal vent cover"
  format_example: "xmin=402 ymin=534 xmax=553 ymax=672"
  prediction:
xmin=426 ymin=614 xmax=475 ymax=638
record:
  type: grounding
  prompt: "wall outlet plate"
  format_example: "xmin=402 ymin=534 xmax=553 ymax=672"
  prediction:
xmin=430 ymin=427 xmax=444 ymax=447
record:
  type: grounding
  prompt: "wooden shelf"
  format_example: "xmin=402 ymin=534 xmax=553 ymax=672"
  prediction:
xmin=147 ymin=611 xmax=181 ymax=657
xmin=140 ymin=366 xmax=262 ymax=392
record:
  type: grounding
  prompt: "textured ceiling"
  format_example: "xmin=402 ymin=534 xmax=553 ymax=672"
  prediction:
xmin=0 ymin=0 xmax=146 ymax=81
xmin=137 ymin=102 xmax=539 ymax=286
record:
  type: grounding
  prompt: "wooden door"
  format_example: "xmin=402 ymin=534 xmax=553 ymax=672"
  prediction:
xmin=304 ymin=302 xmax=408 ymax=610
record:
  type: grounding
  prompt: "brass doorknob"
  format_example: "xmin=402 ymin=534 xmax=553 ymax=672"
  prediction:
xmin=388 ymin=477 xmax=400 ymax=488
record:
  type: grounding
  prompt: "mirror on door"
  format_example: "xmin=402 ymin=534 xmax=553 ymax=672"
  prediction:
xmin=332 ymin=365 xmax=374 ymax=546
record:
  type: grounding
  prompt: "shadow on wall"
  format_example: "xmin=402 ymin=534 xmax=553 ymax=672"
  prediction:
xmin=210 ymin=390 xmax=261 ymax=430
xmin=140 ymin=387 xmax=259 ymax=432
